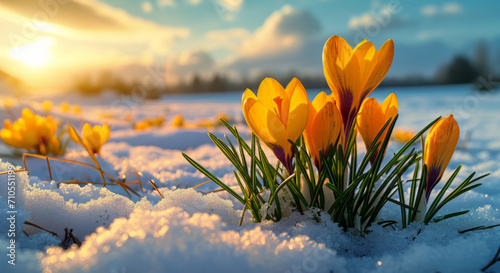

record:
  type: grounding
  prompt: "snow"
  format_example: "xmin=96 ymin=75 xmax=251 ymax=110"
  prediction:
xmin=1 ymin=84 xmax=500 ymax=272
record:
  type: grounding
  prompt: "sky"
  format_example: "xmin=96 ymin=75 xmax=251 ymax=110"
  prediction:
xmin=0 ymin=0 xmax=499 ymax=91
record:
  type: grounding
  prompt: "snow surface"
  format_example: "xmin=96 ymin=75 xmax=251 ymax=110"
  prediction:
xmin=0 ymin=84 xmax=499 ymax=273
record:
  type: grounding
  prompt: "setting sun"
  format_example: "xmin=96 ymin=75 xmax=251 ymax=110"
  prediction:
xmin=8 ymin=36 xmax=53 ymax=68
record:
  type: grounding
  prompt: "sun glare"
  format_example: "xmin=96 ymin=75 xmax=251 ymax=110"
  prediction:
xmin=8 ymin=37 xmax=54 ymax=68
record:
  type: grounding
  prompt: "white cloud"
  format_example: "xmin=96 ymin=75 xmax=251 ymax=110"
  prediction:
xmin=204 ymin=28 xmax=250 ymax=51
xmin=158 ymin=0 xmax=176 ymax=7
xmin=421 ymin=2 xmax=463 ymax=17
xmin=142 ymin=1 xmax=153 ymax=13
xmin=212 ymin=0 xmax=244 ymax=21
xmin=216 ymin=0 xmax=244 ymax=11
xmin=0 ymin=0 xmax=189 ymax=42
xmin=188 ymin=0 xmax=202 ymax=5
xmin=219 ymin=5 xmax=323 ymax=78
xmin=167 ymin=50 xmax=215 ymax=81
xmin=442 ymin=2 xmax=463 ymax=14
xmin=347 ymin=3 xmax=404 ymax=31
xmin=416 ymin=30 xmax=443 ymax=41
xmin=420 ymin=5 xmax=438 ymax=17
xmin=237 ymin=5 xmax=320 ymax=58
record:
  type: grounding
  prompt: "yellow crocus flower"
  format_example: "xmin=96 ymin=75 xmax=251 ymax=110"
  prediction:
xmin=323 ymin=36 xmax=394 ymax=139
xmin=303 ymin=91 xmax=343 ymax=169
xmin=357 ymin=93 xmax=398 ymax=164
xmin=0 ymin=108 xmax=63 ymax=155
xmin=70 ymin=123 xmax=110 ymax=155
xmin=424 ymin=114 xmax=459 ymax=200
xmin=73 ymin=104 xmax=82 ymax=114
xmin=60 ymin=102 xmax=70 ymax=112
xmin=3 ymin=98 xmax=14 ymax=109
xmin=242 ymin=77 xmax=309 ymax=173
xmin=134 ymin=121 xmax=151 ymax=130
xmin=171 ymin=114 xmax=185 ymax=128
xmin=42 ymin=100 xmax=53 ymax=112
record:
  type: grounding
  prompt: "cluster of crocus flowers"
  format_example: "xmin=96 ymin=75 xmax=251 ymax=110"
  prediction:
xmin=303 ymin=92 xmax=343 ymax=169
xmin=193 ymin=113 xmax=232 ymax=128
xmin=133 ymin=116 xmax=165 ymax=130
xmin=69 ymin=123 xmax=110 ymax=155
xmin=0 ymin=108 xmax=63 ymax=156
xmin=184 ymin=34 xmax=481 ymax=230
xmin=423 ymin=114 xmax=460 ymax=200
xmin=357 ymin=93 xmax=398 ymax=164
xmin=59 ymin=102 xmax=81 ymax=114
xmin=242 ymin=77 xmax=309 ymax=173
xmin=323 ymin=36 xmax=394 ymax=142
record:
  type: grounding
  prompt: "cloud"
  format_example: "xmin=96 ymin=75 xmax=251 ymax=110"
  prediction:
xmin=348 ymin=3 xmax=405 ymax=31
xmin=167 ymin=50 xmax=215 ymax=80
xmin=0 ymin=0 xmax=189 ymax=42
xmin=442 ymin=2 xmax=463 ymax=14
xmin=214 ymin=0 xmax=244 ymax=11
xmin=204 ymin=28 xmax=250 ymax=51
xmin=421 ymin=2 xmax=463 ymax=17
xmin=142 ymin=1 xmax=153 ymax=13
xmin=420 ymin=5 xmax=438 ymax=17
xmin=221 ymin=5 xmax=324 ymax=78
xmin=158 ymin=0 xmax=176 ymax=7
xmin=212 ymin=0 xmax=244 ymax=21
xmin=188 ymin=0 xmax=202 ymax=5
xmin=237 ymin=5 xmax=320 ymax=58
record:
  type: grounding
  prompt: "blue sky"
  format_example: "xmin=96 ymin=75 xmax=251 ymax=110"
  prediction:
xmin=1 ymin=0 xmax=499 ymax=89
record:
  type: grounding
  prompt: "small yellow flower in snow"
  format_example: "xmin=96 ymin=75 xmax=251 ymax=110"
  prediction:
xmin=171 ymin=114 xmax=185 ymax=128
xmin=42 ymin=100 xmax=53 ymax=112
xmin=70 ymin=123 xmax=110 ymax=155
xmin=60 ymin=102 xmax=70 ymax=112
xmin=3 ymin=98 xmax=14 ymax=109
xmin=73 ymin=104 xmax=81 ymax=113
xmin=0 ymin=108 xmax=62 ymax=155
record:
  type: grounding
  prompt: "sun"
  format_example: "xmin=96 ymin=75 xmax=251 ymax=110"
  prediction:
xmin=8 ymin=37 xmax=54 ymax=68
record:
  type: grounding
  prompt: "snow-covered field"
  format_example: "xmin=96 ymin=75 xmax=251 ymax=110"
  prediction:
xmin=1 ymin=84 xmax=499 ymax=273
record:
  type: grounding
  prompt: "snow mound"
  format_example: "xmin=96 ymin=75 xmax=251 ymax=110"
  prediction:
xmin=41 ymin=207 xmax=345 ymax=273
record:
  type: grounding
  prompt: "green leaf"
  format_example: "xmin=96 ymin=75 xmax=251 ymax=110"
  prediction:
xmin=432 ymin=210 xmax=470 ymax=223
xmin=182 ymin=153 xmax=245 ymax=204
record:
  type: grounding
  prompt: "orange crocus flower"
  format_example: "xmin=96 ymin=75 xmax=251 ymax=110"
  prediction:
xmin=242 ymin=77 xmax=309 ymax=173
xmin=323 ymin=36 xmax=394 ymax=141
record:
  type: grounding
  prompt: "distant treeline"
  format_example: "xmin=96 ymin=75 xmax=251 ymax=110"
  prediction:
xmin=72 ymin=42 xmax=499 ymax=97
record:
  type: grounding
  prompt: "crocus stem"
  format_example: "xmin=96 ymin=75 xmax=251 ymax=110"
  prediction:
xmin=414 ymin=196 xmax=427 ymax=222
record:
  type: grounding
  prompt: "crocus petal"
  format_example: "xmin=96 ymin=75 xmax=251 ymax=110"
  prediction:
xmin=304 ymin=92 xmax=342 ymax=169
xmin=0 ymin=129 xmax=22 ymax=148
xmin=311 ymin=91 xmax=329 ymax=111
xmin=69 ymin=126 xmax=81 ymax=144
xmin=285 ymin=78 xmax=309 ymax=143
xmin=95 ymin=124 xmax=110 ymax=145
xmin=357 ymin=98 xmax=386 ymax=150
xmin=424 ymin=114 xmax=460 ymax=199
xmin=381 ymin=92 xmax=399 ymax=117
xmin=363 ymin=39 xmax=394 ymax=95
xmin=353 ymin=40 xmax=377 ymax=84
xmin=243 ymin=94 xmax=287 ymax=149
xmin=256 ymin=78 xmax=290 ymax=126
